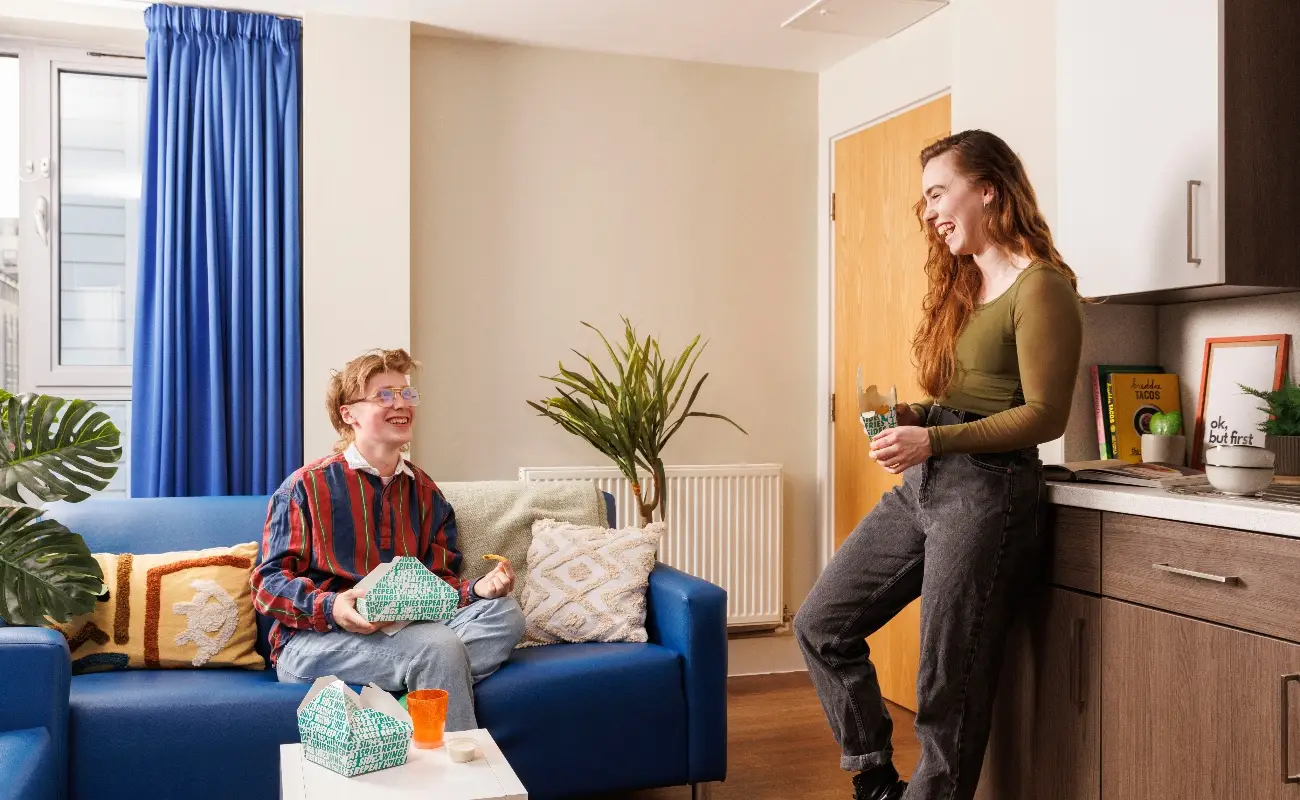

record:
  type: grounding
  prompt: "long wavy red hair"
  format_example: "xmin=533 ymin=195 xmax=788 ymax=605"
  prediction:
xmin=911 ymin=130 xmax=1082 ymax=399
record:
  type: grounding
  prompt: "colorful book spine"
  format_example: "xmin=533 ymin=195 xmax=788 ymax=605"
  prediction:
xmin=1090 ymin=366 xmax=1107 ymax=458
xmin=1091 ymin=364 xmax=1164 ymax=458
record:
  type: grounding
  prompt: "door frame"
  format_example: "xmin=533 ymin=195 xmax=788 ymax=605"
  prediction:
xmin=817 ymin=88 xmax=951 ymax=571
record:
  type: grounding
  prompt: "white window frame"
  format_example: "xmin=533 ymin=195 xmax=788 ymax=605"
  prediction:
xmin=6 ymin=36 xmax=145 ymax=498
xmin=12 ymin=40 xmax=144 ymax=394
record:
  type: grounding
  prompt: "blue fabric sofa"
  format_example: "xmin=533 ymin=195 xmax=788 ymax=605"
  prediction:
xmin=0 ymin=494 xmax=727 ymax=800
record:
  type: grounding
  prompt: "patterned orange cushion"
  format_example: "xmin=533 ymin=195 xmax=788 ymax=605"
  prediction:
xmin=50 ymin=542 xmax=264 ymax=673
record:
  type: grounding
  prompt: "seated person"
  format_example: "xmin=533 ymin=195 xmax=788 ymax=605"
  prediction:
xmin=251 ymin=347 xmax=525 ymax=731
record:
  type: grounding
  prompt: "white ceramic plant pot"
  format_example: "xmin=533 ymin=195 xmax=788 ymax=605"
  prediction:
xmin=1141 ymin=434 xmax=1186 ymax=465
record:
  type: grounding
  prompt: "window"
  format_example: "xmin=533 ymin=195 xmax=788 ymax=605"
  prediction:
xmin=5 ymin=41 xmax=144 ymax=497
xmin=2 ymin=55 xmax=20 ymax=392
xmin=58 ymin=71 xmax=144 ymax=368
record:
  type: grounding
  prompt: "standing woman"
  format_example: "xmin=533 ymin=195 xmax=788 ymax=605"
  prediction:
xmin=795 ymin=130 xmax=1084 ymax=800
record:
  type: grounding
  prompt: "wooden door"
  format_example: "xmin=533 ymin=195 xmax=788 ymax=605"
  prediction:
xmin=1057 ymin=0 xmax=1222 ymax=297
xmin=1102 ymin=599 xmax=1300 ymax=799
xmin=832 ymin=94 xmax=949 ymax=712
xmin=975 ymin=588 xmax=1101 ymax=800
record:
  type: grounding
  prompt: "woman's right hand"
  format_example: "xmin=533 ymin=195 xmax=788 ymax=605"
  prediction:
xmin=894 ymin=404 xmax=922 ymax=427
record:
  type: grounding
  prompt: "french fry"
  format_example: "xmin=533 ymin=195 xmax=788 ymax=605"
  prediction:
xmin=482 ymin=553 xmax=509 ymax=563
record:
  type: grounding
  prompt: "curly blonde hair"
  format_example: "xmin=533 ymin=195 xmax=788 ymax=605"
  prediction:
xmin=326 ymin=348 xmax=420 ymax=453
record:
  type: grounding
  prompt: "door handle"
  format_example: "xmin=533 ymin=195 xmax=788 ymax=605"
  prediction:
xmin=1072 ymin=617 xmax=1087 ymax=709
xmin=33 ymin=195 xmax=49 ymax=245
xmin=1152 ymin=563 xmax=1239 ymax=584
xmin=1186 ymin=179 xmax=1202 ymax=265
xmin=1281 ymin=673 xmax=1300 ymax=783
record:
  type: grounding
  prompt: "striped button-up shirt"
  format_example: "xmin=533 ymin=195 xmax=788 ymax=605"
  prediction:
xmin=250 ymin=447 xmax=471 ymax=662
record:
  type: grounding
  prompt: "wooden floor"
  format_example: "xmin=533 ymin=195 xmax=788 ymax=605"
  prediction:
xmin=585 ymin=671 xmax=920 ymax=800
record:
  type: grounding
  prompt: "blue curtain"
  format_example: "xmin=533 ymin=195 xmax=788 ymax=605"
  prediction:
xmin=132 ymin=4 xmax=302 ymax=497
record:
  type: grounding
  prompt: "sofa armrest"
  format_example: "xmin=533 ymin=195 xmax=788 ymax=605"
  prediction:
xmin=0 ymin=627 xmax=69 ymax=800
xmin=0 ymin=727 xmax=56 ymax=800
xmin=644 ymin=564 xmax=727 ymax=784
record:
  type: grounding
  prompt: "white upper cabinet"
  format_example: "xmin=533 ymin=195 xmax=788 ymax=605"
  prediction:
xmin=1057 ymin=0 xmax=1221 ymax=299
xmin=1057 ymin=0 xmax=1300 ymax=302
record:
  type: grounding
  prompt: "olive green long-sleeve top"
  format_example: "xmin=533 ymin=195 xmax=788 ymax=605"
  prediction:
xmin=909 ymin=262 xmax=1084 ymax=456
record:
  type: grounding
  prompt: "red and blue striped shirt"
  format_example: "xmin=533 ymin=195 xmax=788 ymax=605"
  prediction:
xmin=250 ymin=451 xmax=471 ymax=662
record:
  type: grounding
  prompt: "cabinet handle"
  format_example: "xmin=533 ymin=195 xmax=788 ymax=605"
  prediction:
xmin=1152 ymin=563 xmax=1239 ymax=584
xmin=1186 ymin=179 xmax=1202 ymax=265
xmin=1072 ymin=618 xmax=1087 ymax=709
xmin=1281 ymin=674 xmax=1300 ymax=783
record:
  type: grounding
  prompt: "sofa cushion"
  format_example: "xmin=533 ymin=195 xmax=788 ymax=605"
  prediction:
xmin=438 ymin=481 xmax=609 ymax=604
xmin=520 ymin=519 xmax=664 ymax=645
xmin=69 ymin=669 xmax=308 ymax=800
xmin=46 ymin=496 xmax=273 ymax=555
xmin=46 ymin=495 xmax=277 ymax=661
xmin=69 ymin=644 xmax=689 ymax=800
xmin=476 ymin=642 xmax=689 ymax=798
xmin=51 ymin=543 xmax=264 ymax=674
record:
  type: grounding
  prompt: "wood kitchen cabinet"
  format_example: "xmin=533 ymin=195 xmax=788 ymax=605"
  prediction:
xmin=977 ymin=507 xmax=1300 ymax=799
xmin=1057 ymin=0 xmax=1300 ymax=301
xmin=975 ymin=587 xmax=1100 ymax=800
xmin=1102 ymin=600 xmax=1300 ymax=800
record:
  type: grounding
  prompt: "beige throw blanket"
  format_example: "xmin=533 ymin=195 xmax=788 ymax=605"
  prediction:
xmin=439 ymin=480 xmax=608 ymax=601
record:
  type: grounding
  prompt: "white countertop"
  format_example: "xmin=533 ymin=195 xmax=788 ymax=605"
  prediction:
xmin=1047 ymin=481 xmax=1300 ymax=538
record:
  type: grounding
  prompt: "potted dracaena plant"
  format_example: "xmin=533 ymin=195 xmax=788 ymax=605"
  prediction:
xmin=1240 ymin=376 xmax=1300 ymax=477
xmin=528 ymin=318 xmax=746 ymax=526
xmin=0 ymin=390 xmax=121 ymax=626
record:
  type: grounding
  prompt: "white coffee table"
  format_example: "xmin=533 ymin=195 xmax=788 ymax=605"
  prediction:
xmin=279 ymin=729 xmax=526 ymax=800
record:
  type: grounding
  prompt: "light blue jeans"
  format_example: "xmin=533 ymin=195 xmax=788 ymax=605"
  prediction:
xmin=275 ymin=597 xmax=526 ymax=732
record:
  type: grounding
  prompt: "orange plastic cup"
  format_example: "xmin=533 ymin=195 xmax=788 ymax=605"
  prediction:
xmin=407 ymin=689 xmax=449 ymax=749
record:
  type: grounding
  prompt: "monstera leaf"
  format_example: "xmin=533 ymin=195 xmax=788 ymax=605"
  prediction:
xmin=0 ymin=506 xmax=104 ymax=625
xmin=0 ymin=392 xmax=122 ymax=503
xmin=0 ymin=391 xmax=117 ymax=625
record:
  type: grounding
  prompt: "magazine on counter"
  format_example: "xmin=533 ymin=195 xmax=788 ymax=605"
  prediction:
xmin=1044 ymin=459 xmax=1209 ymax=488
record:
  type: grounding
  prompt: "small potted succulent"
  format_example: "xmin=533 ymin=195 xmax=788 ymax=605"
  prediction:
xmin=1141 ymin=410 xmax=1186 ymax=465
xmin=1241 ymin=377 xmax=1300 ymax=476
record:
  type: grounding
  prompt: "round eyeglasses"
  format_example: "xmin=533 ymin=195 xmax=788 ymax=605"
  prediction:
xmin=349 ymin=386 xmax=420 ymax=408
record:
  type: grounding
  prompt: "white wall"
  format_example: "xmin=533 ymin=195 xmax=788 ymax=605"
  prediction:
xmin=0 ymin=0 xmax=143 ymax=35
xmin=410 ymin=37 xmax=820 ymax=611
xmin=301 ymin=14 xmax=411 ymax=459
xmin=815 ymin=8 xmax=952 ymax=565
xmin=950 ymin=0 xmax=1058 ymax=226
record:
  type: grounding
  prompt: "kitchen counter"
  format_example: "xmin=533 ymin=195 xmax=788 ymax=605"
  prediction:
xmin=1046 ymin=481 xmax=1300 ymax=537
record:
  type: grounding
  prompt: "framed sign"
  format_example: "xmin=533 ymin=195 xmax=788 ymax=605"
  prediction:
xmin=1192 ymin=334 xmax=1290 ymax=468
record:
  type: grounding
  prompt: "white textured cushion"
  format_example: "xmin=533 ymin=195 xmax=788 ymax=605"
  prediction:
xmin=519 ymin=519 xmax=664 ymax=645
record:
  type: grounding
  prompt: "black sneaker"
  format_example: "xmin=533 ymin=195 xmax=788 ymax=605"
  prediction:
xmin=852 ymin=765 xmax=907 ymax=800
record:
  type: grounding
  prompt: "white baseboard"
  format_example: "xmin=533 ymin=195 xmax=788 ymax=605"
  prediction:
xmin=727 ymin=631 xmax=808 ymax=677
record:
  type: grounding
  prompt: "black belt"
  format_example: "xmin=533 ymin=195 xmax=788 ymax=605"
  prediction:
xmin=937 ymin=405 xmax=986 ymax=423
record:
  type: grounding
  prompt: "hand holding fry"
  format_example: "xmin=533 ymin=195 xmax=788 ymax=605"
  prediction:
xmin=474 ymin=558 xmax=516 ymax=599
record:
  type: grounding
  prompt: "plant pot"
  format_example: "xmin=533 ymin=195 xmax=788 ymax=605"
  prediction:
xmin=1267 ymin=435 xmax=1300 ymax=477
xmin=1141 ymin=433 xmax=1186 ymax=466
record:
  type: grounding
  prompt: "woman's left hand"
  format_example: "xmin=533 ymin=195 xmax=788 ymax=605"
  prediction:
xmin=869 ymin=426 xmax=932 ymax=474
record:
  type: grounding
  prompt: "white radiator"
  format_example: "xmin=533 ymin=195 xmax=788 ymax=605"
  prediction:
xmin=518 ymin=464 xmax=784 ymax=629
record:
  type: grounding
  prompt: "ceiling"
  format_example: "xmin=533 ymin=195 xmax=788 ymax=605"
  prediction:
xmin=2 ymin=0 xmax=948 ymax=72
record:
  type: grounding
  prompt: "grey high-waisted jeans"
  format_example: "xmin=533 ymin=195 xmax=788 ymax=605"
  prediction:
xmin=795 ymin=405 xmax=1045 ymax=800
